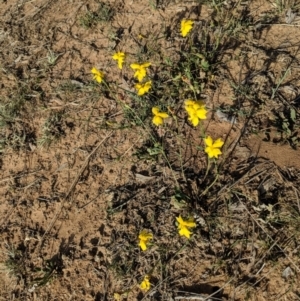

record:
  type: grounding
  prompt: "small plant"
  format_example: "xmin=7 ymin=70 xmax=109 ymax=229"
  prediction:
xmin=0 ymin=97 xmax=25 ymax=128
xmin=79 ymin=2 xmax=114 ymax=28
xmin=272 ymin=0 xmax=300 ymax=13
xmin=273 ymin=107 xmax=299 ymax=148
xmin=31 ymin=259 xmax=61 ymax=287
xmin=0 ymin=87 xmax=37 ymax=151
xmin=46 ymin=49 xmax=62 ymax=66
xmin=38 ymin=112 xmax=65 ymax=147
xmin=2 ymin=244 xmax=26 ymax=279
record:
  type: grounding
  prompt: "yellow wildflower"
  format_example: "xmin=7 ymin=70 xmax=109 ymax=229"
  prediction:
xmin=204 ymin=136 xmax=224 ymax=159
xmin=113 ymin=292 xmax=128 ymax=300
xmin=135 ymin=81 xmax=152 ymax=96
xmin=184 ymin=99 xmax=207 ymax=126
xmin=140 ymin=275 xmax=151 ymax=292
xmin=176 ymin=215 xmax=196 ymax=239
xmin=181 ymin=19 xmax=194 ymax=37
xmin=112 ymin=52 xmax=126 ymax=69
xmin=138 ymin=34 xmax=146 ymax=39
xmin=91 ymin=67 xmax=104 ymax=83
xmin=130 ymin=62 xmax=151 ymax=82
xmin=152 ymin=107 xmax=169 ymax=126
xmin=138 ymin=230 xmax=153 ymax=251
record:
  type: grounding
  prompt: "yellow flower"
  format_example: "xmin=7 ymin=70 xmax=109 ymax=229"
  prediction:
xmin=91 ymin=67 xmax=104 ymax=83
xmin=138 ymin=34 xmax=146 ymax=39
xmin=184 ymin=99 xmax=207 ymax=126
xmin=181 ymin=19 xmax=194 ymax=37
xmin=140 ymin=275 xmax=151 ymax=292
xmin=112 ymin=52 xmax=126 ymax=69
xmin=176 ymin=215 xmax=196 ymax=239
xmin=152 ymin=107 xmax=169 ymax=126
xmin=204 ymin=136 xmax=224 ymax=159
xmin=135 ymin=81 xmax=152 ymax=96
xmin=130 ymin=62 xmax=151 ymax=82
xmin=138 ymin=230 xmax=153 ymax=251
xmin=113 ymin=292 xmax=128 ymax=300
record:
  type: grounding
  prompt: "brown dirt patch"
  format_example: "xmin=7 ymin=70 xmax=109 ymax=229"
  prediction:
xmin=1 ymin=1 xmax=300 ymax=301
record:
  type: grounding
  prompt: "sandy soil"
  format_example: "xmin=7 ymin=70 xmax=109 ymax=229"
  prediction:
xmin=0 ymin=1 xmax=300 ymax=300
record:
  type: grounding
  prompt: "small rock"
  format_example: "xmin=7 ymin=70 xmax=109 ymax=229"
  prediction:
xmin=282 ymin=266 xmax=294 ymax=279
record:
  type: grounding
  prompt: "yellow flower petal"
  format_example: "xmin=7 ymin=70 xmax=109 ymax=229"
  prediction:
xmin=130 ymin=63 xmax=140 ymax=70
xmin=153 ymin=116 xmax=163 ymax=126
xmin=212 ymin=138 xmax=224 ymax=148
xmin=152 ymin=107 xmax=160 ymax=115
xmin=204 ymin=137 xmax=224 ymax=159
xmin=176 ymin=216 xmax=184 ymax=225
xmin=157 ymin=112 xmax=169 ymax=118
xmin=139 ymin=240 xmax=147 ymax=251
xmin=135 ymin=81 xmax=152 ymax=96
xmin=212 ymin=148 xmax=222 ymax=158
xmin=112 ymin=52 xmax=126 ymax=70
xmin=185 ymin=106 xmax=194 ymax=114
xmin=138 ymin=230 xmax=153 ymax=251
xmin=114 ymin=293 xmax=121 ymax=301
xmin=185 ymin=99 xmax=195 ymax=106
xmin=204 ymin=136 xmax=213 ymax=147
xmin=112 ymin=52 xmax=123 ymax=60
xmin=176 ymin=215 xmax=196 ymax=238
xmin=205 ymin=147 xmax=222 ymax=159
xmin=140 ymin=275 xmax=151 ymax=291
xmin=139 ymin=230 xmax=153 ymax=241
xmin=91 ymin=67 xmax=98 ymax=74
xmin=130 ymin=62 xmax=151 ymax=69
xmin=182 ymin=218 xmax=196 ymax=228
xmin=177 ymin=215 xmax=196 ymax=228
xmin=141 ymin=62 xmax=151 ymax=68
xmin=188 ymin=114 xmax=199 ymax=127
xmin=91 ymin=67 xmax=104 ymax=83
xmin=185 ymin=99 xmax=207 ymax=126
xmin=181 ymin=19 xmax=194 ymax=37
xmin=136 ymin=69 xmax=147 ymax=82
xmin=179 ymin=226 xmax=192 ymax=239
xmin=196 ymin=107 xmax=207 ymax=120
xmin=130 ymin=62 xmax=151 ymax=82
xmin=152 ymin=106 xmax=169 ymax=126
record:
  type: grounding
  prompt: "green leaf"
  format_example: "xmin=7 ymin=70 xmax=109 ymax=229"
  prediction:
xmin=201 ymin=59 xmax=210 ymax=72
xmin=290 ymin=108 xmax=296 ymax=123
xmin=194 ymin=53 xmax=205 ymax=60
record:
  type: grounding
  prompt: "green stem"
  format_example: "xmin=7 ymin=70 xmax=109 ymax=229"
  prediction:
xmin=101 ymin=81 xmax=179 ymax=186
xmin=201 ymin=173 xmax=219 ymax=197
xmin=204 ymin=157 xmax=211 ymax=180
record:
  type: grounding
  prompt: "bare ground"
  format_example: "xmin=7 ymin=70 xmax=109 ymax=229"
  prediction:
xmin=1 ymin=0 xmax=300 ymax=300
